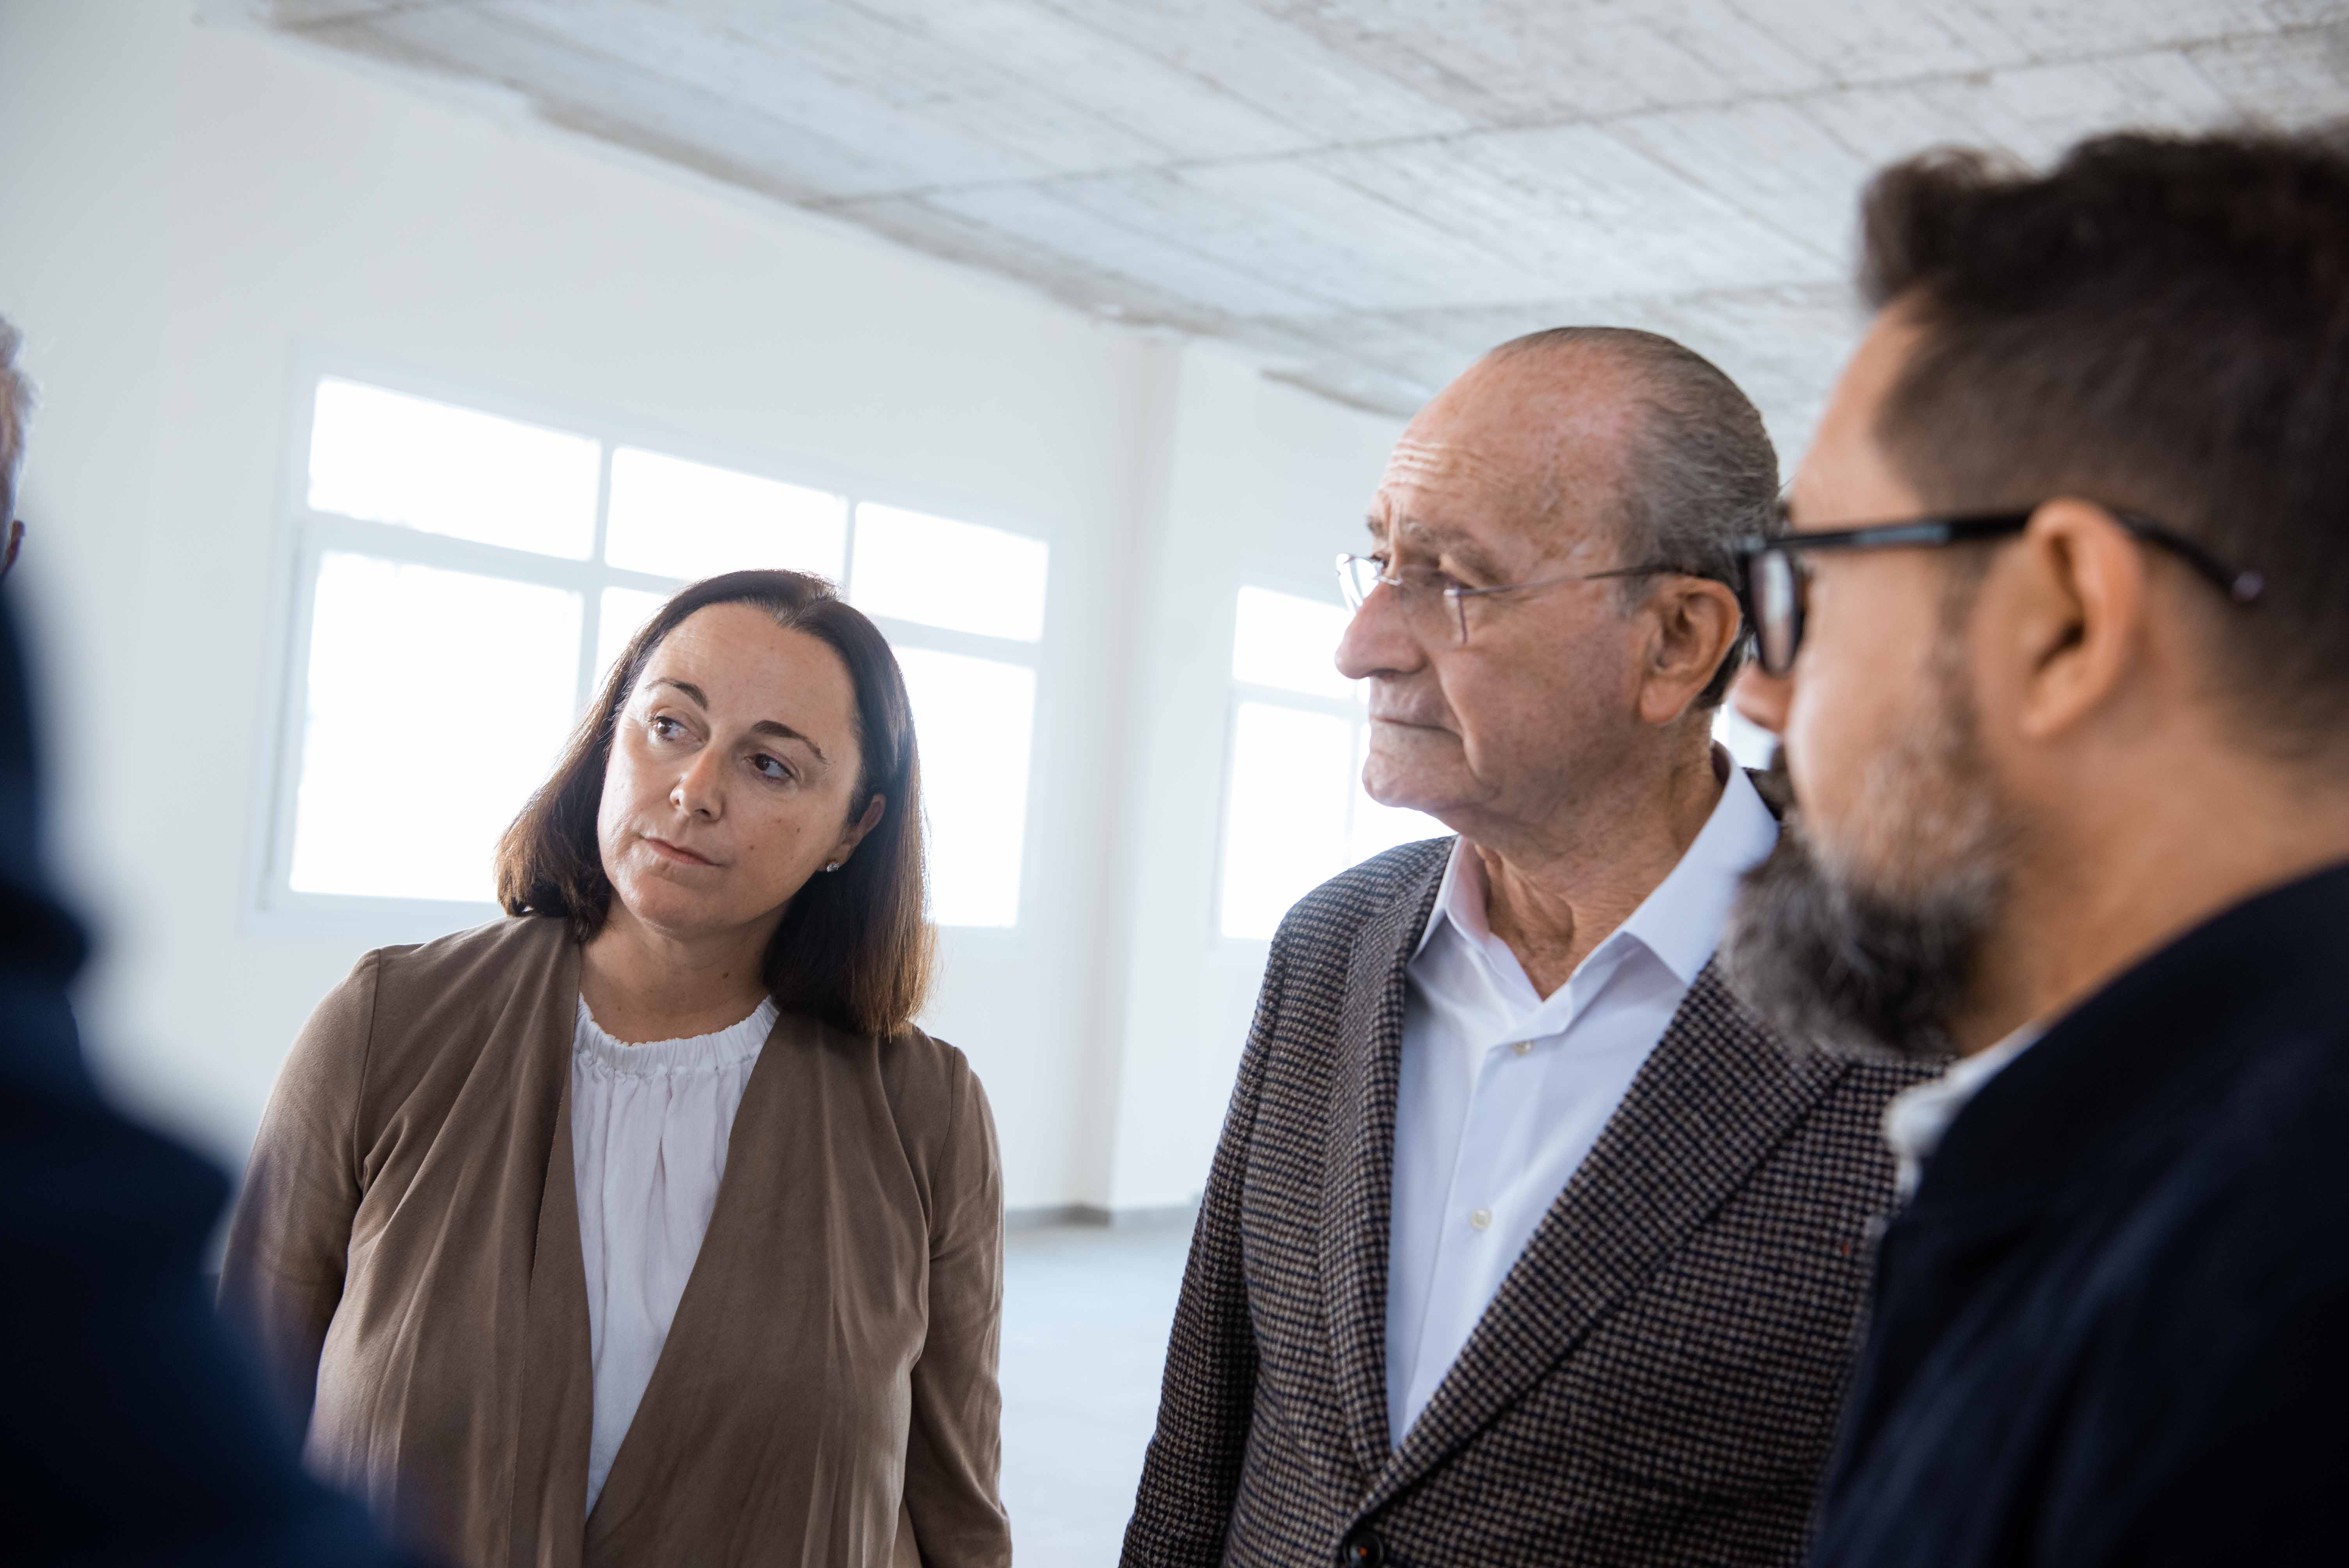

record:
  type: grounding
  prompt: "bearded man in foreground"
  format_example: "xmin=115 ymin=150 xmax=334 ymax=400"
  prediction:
xmin=1723 ymin=128 xmax=2349 ymax=1566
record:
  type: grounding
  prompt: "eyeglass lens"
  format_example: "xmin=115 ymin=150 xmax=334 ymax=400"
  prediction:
xmin=1752 ymin=551 xmax=1802 ymax=675
xmin=1334 ymin=555 xmax=1470 ymax=645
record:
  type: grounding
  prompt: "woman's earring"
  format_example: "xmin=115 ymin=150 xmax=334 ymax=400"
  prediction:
xmin=824 ymin=862 xmax=841 ymax=873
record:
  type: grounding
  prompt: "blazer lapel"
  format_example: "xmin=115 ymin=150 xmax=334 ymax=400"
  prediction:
xmin=1321 ymin=856 xmax=1448 ymax=1479
xmin=1365 ymin=964 xmax=1848 ymax=1510
xmin=505 ymin=932 xmax=595 ymax=1568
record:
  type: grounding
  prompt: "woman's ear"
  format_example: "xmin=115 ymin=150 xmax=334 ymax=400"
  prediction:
xmin=829 ymin=794 xmax=887 ymax=868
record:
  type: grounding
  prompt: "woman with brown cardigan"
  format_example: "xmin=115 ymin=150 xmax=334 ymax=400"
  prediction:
xmin=223 ymin=570 xmax=1009 ymax=1568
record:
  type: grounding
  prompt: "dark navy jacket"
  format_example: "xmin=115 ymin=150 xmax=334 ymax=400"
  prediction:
xmin=1811 ymin=863 xmax=2349 ymax=1568
xmin=0 ymin=593 xmax=412 ymax=1565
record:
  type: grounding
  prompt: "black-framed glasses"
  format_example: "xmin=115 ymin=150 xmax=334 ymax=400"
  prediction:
xmin=1731 ymin=507 xmax=2265 ymax=678
xmin=1336 ymin=551 xmax=1686 ymax=646
xmin=0 ymin=519 xmax=21 ymax=583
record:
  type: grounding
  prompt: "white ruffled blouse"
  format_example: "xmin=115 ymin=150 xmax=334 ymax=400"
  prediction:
xmin=568 ymin=994 xmax=779 ymax=1515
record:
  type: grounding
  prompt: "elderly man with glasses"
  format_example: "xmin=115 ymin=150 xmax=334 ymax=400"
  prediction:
xmin=1123 ymin=327 xmax=1925 ymax=1568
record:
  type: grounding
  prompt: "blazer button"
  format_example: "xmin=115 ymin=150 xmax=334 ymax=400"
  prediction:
xmin=1342 ymin=1529 xmax=1388 ymax=1567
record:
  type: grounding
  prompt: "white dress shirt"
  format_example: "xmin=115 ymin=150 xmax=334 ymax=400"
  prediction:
xmin=1881 ymin=1025 xmax=2042 ymax=1199
xmin=570 ymin=995 xmax=778 ymax=1515
xmin=1384 ymin=761 xmax=1779 ymax=1443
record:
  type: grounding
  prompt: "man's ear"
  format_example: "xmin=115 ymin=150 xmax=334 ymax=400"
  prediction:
xmin=2003 ymin=499 xmax=2150 ymax=743
xmin=1636 ymin=577 xmax=1744 ymax=726
xmin=830 ymin=794 xmax=887 ymax=867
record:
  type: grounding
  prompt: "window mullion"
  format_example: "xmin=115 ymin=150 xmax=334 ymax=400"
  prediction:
xmin=264 ymin=535 xmax=330 ymax=910
xmin=1229 ymin=680 xmax=1356 ymax=720
xmin=841 ymin=492 xmax=861 ymax=599
xmin=577 ymin=442 xmax=616 ymax=712
xmin=302 ymin=513 xmax=605 ymax=592
xmin=600 ymin=564 xmax=691 ymax=595
xmin=866 ymin=614 xmax=1039 ymax=668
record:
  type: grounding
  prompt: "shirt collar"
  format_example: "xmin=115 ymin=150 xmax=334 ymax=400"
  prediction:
xmin=1882 ymin=1024 xmax=2043 ymax=1200
xmin=1412 ymin=752 xmax=1780 ymax=987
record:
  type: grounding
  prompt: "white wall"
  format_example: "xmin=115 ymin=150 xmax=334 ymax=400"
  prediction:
xmin=0 ymin=0 xmax=1406 ymax=1211
xmin=1102 ymin=352 xmax=1406 ymax=1210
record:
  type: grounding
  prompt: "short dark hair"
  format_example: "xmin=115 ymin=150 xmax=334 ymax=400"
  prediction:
xmin=1490 ymin=326 xmax=1777 ymax=707
xmin=495 ymin=570 xmax=932 ymax=1037
xmin=1859 ymin=125 xmax=2349 ymax=752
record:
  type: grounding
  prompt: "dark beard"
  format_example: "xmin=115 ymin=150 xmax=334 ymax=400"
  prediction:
xmin=1721 ymin=599 xmax=2004 ymax=1062
xmin=1721 ymin=811 xmax=1995 ymax=1063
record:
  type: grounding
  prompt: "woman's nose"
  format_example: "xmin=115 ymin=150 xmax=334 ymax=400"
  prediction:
xmin=1731 ymin=663 xmax=1790 ymax=736
xmin=670 ymin=750 xmax=726 ymax=817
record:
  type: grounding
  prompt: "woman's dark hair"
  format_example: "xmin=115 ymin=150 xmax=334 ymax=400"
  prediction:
xmin=495 ymin=569 xmax=932 ymax=1037
xmin=1857 ymin=125 xmax=2349 ymax=753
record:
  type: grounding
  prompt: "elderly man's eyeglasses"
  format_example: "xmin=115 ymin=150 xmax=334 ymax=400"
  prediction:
xmin=1336 ymin=552 xmax=1684 ymax=646
xmin=0 ymin=519 xmax=21 ymax=584
xmin=1731 ymin=508 xmax=2264 ymax=678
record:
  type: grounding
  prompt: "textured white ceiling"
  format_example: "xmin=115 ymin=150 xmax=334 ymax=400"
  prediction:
xmin=210 ymin=0 xmax=2349 ymax=449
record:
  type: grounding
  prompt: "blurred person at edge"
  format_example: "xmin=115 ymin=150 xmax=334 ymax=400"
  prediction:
xmin=1123 ymin=328 xmax=1927 ymax=1568
xmin=0 ymin=314 xmax=418 ymax=1563
xmin=220 ymin=571 xmax=1009 ymax=1568
xmin=1722 ymin=127 xmax=2349 ymax=1568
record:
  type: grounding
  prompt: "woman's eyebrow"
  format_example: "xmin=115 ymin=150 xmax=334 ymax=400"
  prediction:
xmin=652 ymin=679 xmax=827 ymax=762
xmin=748 ymin=719 xmax=825 ymax=763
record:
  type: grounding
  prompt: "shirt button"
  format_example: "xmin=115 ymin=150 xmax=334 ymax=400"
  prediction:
xmin=1511 ymin=1039 xmax=1532 ymax=1056
xmin=1469 ymin=1207 xmax=1493 ymax=1231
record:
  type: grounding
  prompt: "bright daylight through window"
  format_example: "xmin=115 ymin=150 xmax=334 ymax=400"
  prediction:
xmin=279 ymin=376 xmax=1047 ymax=928
xmin=1217 ymin=585 xmax=1446 ymax=941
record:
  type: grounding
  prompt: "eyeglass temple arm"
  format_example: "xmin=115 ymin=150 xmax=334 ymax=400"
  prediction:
xmin=1738 ymin=512 xmax=2263 ymax=605
xmin=1739 ymin=517 xmax=2032 ymax=556
xmin=1446 ymin=561 xmax=1692 ymax=603
xmin=2110 ymin=513 xmax=2265 ymax=603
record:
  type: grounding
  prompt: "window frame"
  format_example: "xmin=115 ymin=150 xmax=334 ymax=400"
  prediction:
xmin=1210 ymin=581 xmax=1412 ymax=947
xmin=247 ymin=353 xmax=1053 ymax=943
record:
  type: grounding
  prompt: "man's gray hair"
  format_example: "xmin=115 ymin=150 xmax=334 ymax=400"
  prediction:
xmin=1490 ymin=326 xmax=1778 ymax=706
xmin=0 ymin=313 xmax=33 ymax=485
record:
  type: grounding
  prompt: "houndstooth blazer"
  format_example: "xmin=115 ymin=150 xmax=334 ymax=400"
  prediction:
xmin=1121 ymin=834 xmax=1924 ymax=1568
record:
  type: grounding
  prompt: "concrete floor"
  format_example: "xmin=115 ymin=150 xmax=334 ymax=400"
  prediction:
xmin=999 ymin=1220 xmax=1194 ymax=1566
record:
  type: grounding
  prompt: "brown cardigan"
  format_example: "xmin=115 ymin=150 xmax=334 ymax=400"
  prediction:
xmin=220 ymin=916 xmax=1009 ymax=1568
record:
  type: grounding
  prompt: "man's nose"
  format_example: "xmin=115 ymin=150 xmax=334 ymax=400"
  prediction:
xmin=1731 ymin=663 xmax=1790 ymax=736
xmin=1336 ymin=579 xmax=1420 ymax=682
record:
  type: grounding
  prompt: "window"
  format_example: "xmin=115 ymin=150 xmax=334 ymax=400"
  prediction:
xmin=1217 ymin=586 xmax=1446 ymax=940
xmin=271 ymin=373 xmax=1047 ymax=928
xmin=852 ymin=503 xmax=1048 ymax=642
xmin=850 ymin=504 xmax=1050 ymax=929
